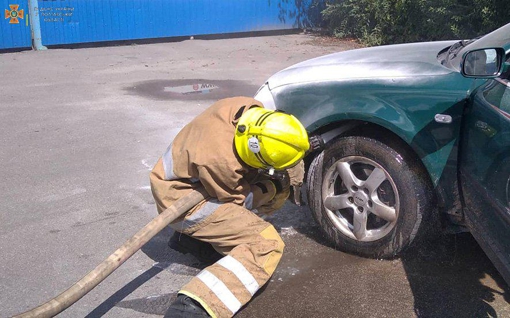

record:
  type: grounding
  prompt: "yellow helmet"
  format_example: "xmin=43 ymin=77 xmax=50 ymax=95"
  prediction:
xmin=234 ymin=107 xmax=309 ymax=170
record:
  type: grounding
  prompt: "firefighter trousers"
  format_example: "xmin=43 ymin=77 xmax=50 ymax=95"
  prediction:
xmin=150 ymin=161 xmax=288 ymax=318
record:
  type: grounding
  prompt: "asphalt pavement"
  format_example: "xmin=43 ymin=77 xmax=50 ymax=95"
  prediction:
xmin=0 ymin=34 xmax=508 ymax=317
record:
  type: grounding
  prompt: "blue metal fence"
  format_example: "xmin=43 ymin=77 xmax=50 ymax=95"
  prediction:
xmin=1 ymin=0 xmax=31 ymax=49
xmin=1 ymin=0 xmax=320 ymax=50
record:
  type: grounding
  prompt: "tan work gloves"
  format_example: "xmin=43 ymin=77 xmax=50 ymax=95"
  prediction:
xmin=287 ymin=160 xmax=305 ymax=205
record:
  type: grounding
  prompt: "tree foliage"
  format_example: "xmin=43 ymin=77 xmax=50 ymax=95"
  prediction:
xmin=321 ymin=0 xmax=510 ymax=46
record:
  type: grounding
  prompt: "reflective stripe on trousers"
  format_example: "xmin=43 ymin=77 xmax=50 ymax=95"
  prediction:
xmin=217 ymin=255 xmax=260 ymax=296
xmin=178 ymin=203 xmax=284 ymax=318
xmin=194 ymin=255 xmax=260 ymax=314
xmin=170 ymin=191 xmax=258 ymax=232
xmin=170 ymin=199 xmax=222 ymax=232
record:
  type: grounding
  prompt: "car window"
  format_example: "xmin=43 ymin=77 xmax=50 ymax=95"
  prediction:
xmin=484 ymin=79 xmax=510 ymax=115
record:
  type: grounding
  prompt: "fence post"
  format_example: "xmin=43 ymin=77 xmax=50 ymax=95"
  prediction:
xmin=28 ymin=0 xmax=46 ymax=50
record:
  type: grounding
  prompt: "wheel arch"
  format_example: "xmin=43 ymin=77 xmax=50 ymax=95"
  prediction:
xmin=305 ymin=120 xmax=441 ymax=209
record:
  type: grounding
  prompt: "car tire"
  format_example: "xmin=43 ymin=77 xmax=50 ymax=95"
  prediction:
xmin=307 ymin=136 xmax=433 ymax=258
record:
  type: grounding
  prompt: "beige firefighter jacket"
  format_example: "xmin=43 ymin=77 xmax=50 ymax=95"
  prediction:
xmin=158 ymin=97 xmax=263 ymax=206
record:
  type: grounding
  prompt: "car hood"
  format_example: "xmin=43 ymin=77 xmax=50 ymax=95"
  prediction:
xmin=267 ymin=41 xmax=458 ymax=90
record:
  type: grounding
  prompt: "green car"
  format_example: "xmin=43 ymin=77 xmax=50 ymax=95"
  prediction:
xmin=255 ymin=23 xmax=510 ymax=285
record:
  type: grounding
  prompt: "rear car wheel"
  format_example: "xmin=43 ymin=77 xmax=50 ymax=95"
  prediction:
xmin=307 ymin=136 xmax=433 ymax=258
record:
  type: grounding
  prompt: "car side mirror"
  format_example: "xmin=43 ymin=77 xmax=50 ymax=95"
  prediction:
xmin=461 ymin=48 xmax=506 ymax=78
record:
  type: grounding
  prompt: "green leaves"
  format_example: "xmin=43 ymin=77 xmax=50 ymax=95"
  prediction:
xmin=321 ymin=0 xmax=510 ymax=46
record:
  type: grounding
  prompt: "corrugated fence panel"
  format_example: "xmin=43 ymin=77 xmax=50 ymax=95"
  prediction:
xmin=37 ymin=0 xmax=313 ymax=46
xmin=0 ymin=0 xmax=31 ymax=49
xmin=0 ymin=0 xmax=320 ymax=49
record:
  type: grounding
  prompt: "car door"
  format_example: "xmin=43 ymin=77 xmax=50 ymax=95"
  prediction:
xmin=459 ymin=60 xmax=510 ymax=285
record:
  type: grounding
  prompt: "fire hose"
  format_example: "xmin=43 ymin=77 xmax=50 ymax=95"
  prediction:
xmin=14 ymin=188 xmax=209 ymax=318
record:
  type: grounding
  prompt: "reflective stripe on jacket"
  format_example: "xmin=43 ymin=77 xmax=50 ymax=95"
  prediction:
xmin=160 ymin=97 xmax=263 ymax=205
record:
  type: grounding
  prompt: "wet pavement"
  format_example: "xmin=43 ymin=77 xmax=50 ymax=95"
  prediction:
xmin=125 ymin=79 xmax=260 ymax=102
xmin=236 ymin=214 xmax=510 ymax=318
xmin=0 ymin=33 xmax=508 ymax=317
xmin=76 ymin=205 xmax=510 ymax=318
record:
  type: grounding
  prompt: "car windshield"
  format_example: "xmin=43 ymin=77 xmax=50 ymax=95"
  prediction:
xmin=449 ymin=23 xmax=510 ymax=70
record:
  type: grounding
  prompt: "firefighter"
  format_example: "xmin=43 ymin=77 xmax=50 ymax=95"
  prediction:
xmin=150 ymin=96 xmax=309 ymax=317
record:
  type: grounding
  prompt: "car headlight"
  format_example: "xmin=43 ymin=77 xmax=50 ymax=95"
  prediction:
xmin=254 ymin=83 xmax=276 ymax=110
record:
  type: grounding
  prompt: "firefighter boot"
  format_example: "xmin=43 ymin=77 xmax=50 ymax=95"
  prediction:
xmin=168 ymin=231 xmax=223 ymax=265
xmin=164 ymin=295 xmax=210 ymax=318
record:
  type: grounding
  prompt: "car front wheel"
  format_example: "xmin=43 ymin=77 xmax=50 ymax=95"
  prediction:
xmin=307 ymin=136 xmax=433 ymax=258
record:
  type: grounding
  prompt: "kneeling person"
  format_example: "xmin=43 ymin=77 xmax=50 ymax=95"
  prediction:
xmin=150 ymin=97 xmax=309 ymax=317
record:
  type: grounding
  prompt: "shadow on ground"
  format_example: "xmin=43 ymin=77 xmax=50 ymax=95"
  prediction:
xmin=85 ymin=201 xmax=509 ymax=317
xmin=401 ymin=233 xmax=510 ymax=317
xmin=258 ymin=201 xmax=510 ymax=317
xmin=85 ymin=228 xmax=207 ymax=317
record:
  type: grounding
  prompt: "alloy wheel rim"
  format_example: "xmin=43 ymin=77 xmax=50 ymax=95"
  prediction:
xmin=322 ymin=156 xmax=400 ymax=242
